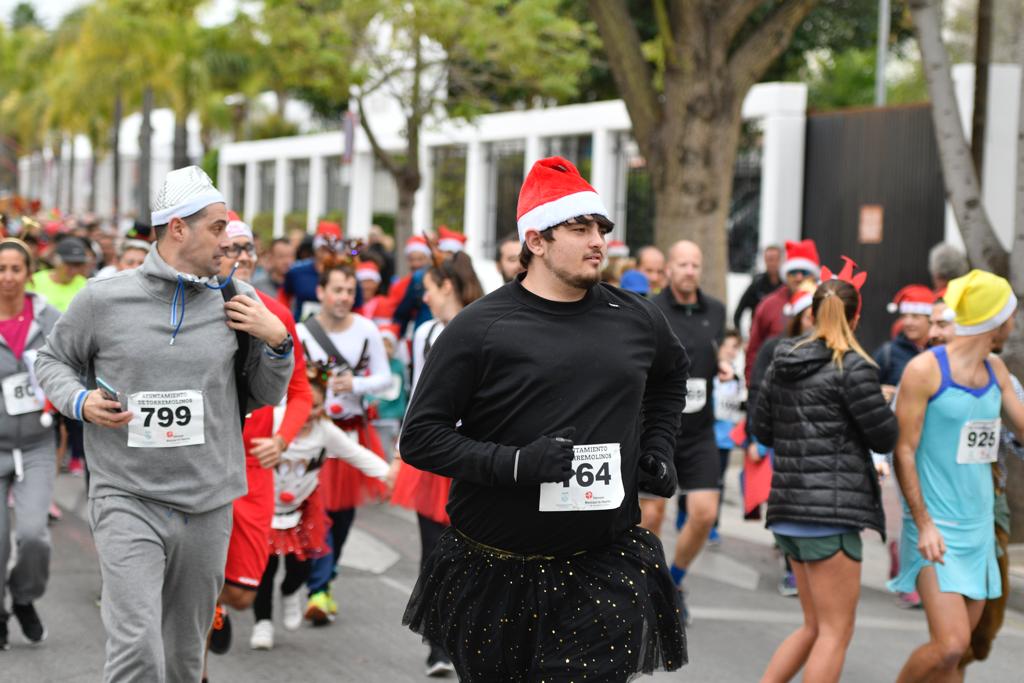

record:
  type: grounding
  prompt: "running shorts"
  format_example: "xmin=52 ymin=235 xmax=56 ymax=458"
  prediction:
xmin=674 ymin=432 xmax=721 ymax=492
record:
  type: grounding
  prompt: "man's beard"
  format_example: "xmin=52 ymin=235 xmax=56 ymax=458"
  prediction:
xmin=547 ymin=256 xmax=600 ymax=290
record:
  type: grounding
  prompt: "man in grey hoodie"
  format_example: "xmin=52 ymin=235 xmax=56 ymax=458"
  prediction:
xmin=35 ymin=166 xmax=293 ymax=683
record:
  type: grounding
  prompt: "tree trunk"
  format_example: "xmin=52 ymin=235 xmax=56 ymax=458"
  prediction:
xmin=972 ymin=0 xmax=993 ymax=178
xmin=649 ymin=108 xmax=741 ymax=302
xmin=87 ymin=124 xmax=99 ymax=213
xmin=394 ymin=179 xmax=416 ymax=278
xmin=67 ymin=135 xmax=76 ymax=214
xmin=1004 ymin=11 xmax=1024 ymax=544
xmin=173 ymin=112 xmax=190 ymax=169
xmin=112 ymin=94 xmax=122 ymax=224
xmin=138 ymin=87 xmax=154 ymax=223
xmin=52 ymin=140 xmax=63 ymax=213
xmin=910 ymin=0 xmax=1008 ymax=275
xmin=276 ymin=90 xmax=287 ymax=117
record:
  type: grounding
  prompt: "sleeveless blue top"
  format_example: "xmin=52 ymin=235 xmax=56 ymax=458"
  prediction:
xmin=903 ymin=346 xmax=1000 ymax=524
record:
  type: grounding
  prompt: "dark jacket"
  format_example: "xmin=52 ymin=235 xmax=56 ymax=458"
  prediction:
xmin=752 ymin=337 xmax=897 ymax=536
xmin=872 ymin=332 xmax=922 ymax=387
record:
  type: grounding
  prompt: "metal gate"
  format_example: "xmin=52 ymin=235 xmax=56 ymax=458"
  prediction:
xmin=802 ymin=104 xmax=946 ymax=352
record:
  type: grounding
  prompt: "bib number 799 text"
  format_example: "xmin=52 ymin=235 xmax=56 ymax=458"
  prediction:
xmin=140 ymin=406 xmax=192 ymax=428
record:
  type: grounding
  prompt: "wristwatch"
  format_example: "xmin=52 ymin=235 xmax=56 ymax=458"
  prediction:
xmin=268 ymin=333 xmax=293 ymax=357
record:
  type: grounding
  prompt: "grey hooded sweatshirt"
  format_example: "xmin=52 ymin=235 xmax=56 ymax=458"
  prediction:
xmin=0 ymin=292 xmax=61 ymax=453
xmin=35 ymin=246 xmax=292 ymax=513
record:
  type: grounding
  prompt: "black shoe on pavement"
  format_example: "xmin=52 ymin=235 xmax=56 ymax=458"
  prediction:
xmin=12 ymin=603 xmax=46 ymax=643
xmin=209 ymin=605 xmax=231 ymax=655
xmin=0 ymin=619 xmax=9 ymax=651
xmin=425 ymin=643 xmax=456 ymax=677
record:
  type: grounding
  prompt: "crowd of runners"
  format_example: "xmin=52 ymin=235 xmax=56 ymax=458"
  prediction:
xmin=0 ymin=157 xmax=1022 ymax=683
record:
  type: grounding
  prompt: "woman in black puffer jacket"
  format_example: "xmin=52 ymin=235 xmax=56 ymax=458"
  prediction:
xmin=754 ymin=274 xmax=897 ymax=683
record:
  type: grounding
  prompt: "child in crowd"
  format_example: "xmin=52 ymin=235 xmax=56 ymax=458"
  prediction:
xmin=368 ymin=325 xmax=408 ymax=461
xmin=251 ymin=364 xmax=391 ymax=650
xmin=710 ymin=329 xmax=745 ymax=543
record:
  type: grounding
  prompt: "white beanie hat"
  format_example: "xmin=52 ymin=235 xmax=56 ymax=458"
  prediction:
xmin=151 ymin=166 xmax=225 ymax=226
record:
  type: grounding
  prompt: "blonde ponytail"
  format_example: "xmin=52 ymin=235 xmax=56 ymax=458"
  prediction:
xmin=796 ymin=280 xmax=875 ymax=370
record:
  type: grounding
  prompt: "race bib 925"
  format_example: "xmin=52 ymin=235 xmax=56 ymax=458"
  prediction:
xmin=956 ymin=418 xmax=1000 ymax=464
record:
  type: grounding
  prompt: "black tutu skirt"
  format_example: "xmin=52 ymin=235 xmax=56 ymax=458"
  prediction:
xmin=403 ymin=525 xmax=687 ymax=682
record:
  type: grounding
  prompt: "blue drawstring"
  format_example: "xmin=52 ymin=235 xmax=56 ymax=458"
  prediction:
xmin=168 ymin=263 xmax=239 ymax=346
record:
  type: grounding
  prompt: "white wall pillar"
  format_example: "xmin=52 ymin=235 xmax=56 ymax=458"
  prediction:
xmin=463 ymin=140 xmax=488 ymax=264
xmin=308 ymin=155 xmax=325 ymax=233
xmin=346 ymin=151 xmax=374 ymax=239
xmin=757 ymin=112 xmax=805 ymax=250
xmin=523 ymin=135 xmax=543 ymax=178
xmin=273 ymin=157 xmax=288 ymax=238
xmin=243 ymin=161 xmax=258 ymax=224
xmin=590 ymin=128 xmax=616 ymax=218
xmin=414 ymin=144 xmax=434 ymax=233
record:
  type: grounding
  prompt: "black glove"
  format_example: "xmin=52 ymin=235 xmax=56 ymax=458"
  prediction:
xmin=513 ymin=427 xmax=576 ymax=485
xmin=637 ymin=452 xmax=677 ymax=498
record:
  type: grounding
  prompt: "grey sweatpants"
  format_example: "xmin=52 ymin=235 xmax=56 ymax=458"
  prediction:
xmin=0 ymin=443 xmax=56 ymax=619
xmin=89 ymin=495 xmax=232 ymax=683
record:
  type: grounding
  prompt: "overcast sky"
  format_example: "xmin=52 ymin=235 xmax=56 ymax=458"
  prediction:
xmin=0 ymin=0 xmax=241 ymax=29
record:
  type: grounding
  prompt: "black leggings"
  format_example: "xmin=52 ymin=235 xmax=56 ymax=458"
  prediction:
xmin=417 ymin=514 xmax=450 ymax=661
xmin=417 ymin=514 xmax=446 ymax=575
xmin=253 ymin=554 xmax=311 ymax=622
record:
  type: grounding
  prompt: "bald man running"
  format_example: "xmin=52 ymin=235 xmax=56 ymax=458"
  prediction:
xmin=643 ymin=240 xmax=726 ymax=625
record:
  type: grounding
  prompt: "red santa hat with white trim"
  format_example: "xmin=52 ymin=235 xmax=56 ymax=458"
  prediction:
xmin=607 ymin=239 xmax=629 ymax=258
xmin=886 ymin=285 xmax=935 ymax=316
xmin=437 ymin=226 xmax=467 ymax=253
xmin=516 ymin=156 xmax=609 ymax=242
xmin=782 ymin=280 xmax=817 ymax=317
xmin=781 ymin=239 xmax=821 ymax=278
xmin=355 ymin=260 xmax=381 ymax=283
xmin=405 ymin=235 xmax=432 ymax=256
xmin=313 ymin=220 xmax=343 ymax=250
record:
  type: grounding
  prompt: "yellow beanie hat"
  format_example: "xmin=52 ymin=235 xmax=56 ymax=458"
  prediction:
xmin=944 ymin=269 xmax=1017 ymax=335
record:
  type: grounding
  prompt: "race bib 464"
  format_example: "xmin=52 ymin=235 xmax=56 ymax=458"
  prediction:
xmin=538 ymin=443 xmax=625 ymax=512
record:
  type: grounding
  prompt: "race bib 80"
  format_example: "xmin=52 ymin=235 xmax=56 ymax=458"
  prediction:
xmin=538 ymin=443 xmax=624 ymax=512
xmin=2 ymin=372 xmax=43 ymax=416
xmin=127 ymin=390 xmax=205 ymax=448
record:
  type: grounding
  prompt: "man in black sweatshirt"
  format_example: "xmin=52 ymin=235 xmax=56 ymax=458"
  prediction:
xmin=646 ymin=240 xmax=726 ymax=626
xmin=399 ymin=157 xmax=689 ymax=682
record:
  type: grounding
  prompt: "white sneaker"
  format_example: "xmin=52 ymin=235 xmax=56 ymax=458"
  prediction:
xmin=282 ymin=593 xmax=302 ymax=631
xmin=249 ymin=619 xmax=274 ymax=650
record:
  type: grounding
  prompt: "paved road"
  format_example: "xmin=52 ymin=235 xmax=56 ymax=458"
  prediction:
xmin=4 ymin=472 xmax=1023 ymax=682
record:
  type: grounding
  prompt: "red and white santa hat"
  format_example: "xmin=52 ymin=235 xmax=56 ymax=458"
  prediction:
xmin=355 ymin=260 xmax=381 ymax=283
xmin=313 ymin=220 xmax=343 ymax=250
xmin=225 ymin=210 xmax=253 ymax=241
xmin=405 ymin=235 xmax=431 ymax=256
xmin=782 ymin=280 xmax=817 ymax=317
xmin=437 ymin=226 xmax=467 ymax=253
xmin=607 ymin=239 xmax=629 ymax=258
xmin=781 ymin=239 xmax=821 ymax=278
xmin=886 ymin=285 xmax=935 ymax=316
xmin=516 ymin=156 xmax=609 ymax=242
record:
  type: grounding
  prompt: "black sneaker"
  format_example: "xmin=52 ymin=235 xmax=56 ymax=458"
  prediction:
xmin=0 ymin=619 xmax=9 ymax=651
xmin=12 ymin=603 xmax=46 ymax=644
xmin=209 ymin=605 xmax=231 ymax=655
xmin=425 ymin=643 xmax=455 ymax=677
